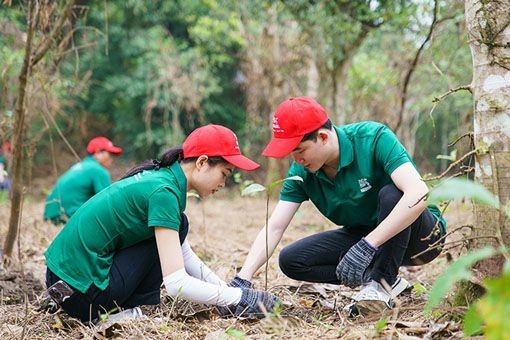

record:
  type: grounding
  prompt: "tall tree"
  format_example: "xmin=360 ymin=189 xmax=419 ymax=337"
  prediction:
xmin=283 ymin=0 xmax=412 ymax=123
xmin=465 ymin=0 xmax=510 ymax=277
xmin=3 ymin=0 xmax=76 ymax=263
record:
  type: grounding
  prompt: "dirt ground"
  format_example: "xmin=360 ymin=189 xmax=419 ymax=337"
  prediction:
xmin=0 ymin=192 xmax=474 ymax=339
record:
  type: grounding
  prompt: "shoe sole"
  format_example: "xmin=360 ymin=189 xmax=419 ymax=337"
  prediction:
xmin=391 ymin=277 xmax=412 ymax=298
xmin=355 ymin=299 xmax=390 ymax=315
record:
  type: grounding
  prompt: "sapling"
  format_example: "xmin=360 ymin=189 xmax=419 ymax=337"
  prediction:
xmin=241 ymin=176 xmax=303 ymax=290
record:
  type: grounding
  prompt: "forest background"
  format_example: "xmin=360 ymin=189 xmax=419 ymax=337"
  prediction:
xmin=0 ymin=0 xmax=473 ymax=188
xmin=2 ymin=0 xmax=504 ymax=338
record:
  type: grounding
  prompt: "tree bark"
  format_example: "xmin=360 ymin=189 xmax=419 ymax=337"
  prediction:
xmin=465 ymin=0 xmax=510 ymax=278
xmin=3 ymin=0 xmax=37 ymax=261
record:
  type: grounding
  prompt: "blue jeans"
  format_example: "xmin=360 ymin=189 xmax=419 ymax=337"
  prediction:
xmin=278 ymin=184 xmax=444 ymax=286
xmin=46 ymin=214 xmax=189 ymax=322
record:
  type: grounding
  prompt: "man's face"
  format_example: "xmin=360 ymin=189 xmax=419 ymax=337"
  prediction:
xmin=290 ymin=138 xmax=327 ymax=172
xmin=95 ymin=151 xmax=114 ymax=168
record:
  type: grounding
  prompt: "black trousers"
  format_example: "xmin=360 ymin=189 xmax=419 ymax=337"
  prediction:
xmin=278 ymin=184 xmax=444 ymax=286
xmin=46 ymin=214 xmax=189 ymax=323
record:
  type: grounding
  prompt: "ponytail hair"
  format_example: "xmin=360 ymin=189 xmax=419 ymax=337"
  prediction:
xmin=122 ymin=145 xmax=228 ymax=179
xmin=122 ymin=146 xmax=184 ymax=179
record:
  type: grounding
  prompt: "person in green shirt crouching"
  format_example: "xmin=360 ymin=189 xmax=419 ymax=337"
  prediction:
xmin=43 ymin=136 xmax=123 ymax=225
xmin=233 ymin=97 xmax=446 ymax=317
xmin=44 ymin=124 xmax=277 ymax=324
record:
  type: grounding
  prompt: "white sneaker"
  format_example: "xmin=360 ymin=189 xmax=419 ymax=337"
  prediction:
xmin=95 ymin=307 xmax=145 ymax=327
xmin=343 ymin=277 xmax=412 ymax=316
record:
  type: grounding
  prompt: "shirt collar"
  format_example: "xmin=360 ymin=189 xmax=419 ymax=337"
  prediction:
xmin=168 ymin=161 xmax=187 ymax=211
xmin=335 ymin=125 xmax=354 ymax=170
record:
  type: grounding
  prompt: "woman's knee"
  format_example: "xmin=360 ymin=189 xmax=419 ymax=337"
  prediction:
xmin=279 ymin=245 xmax=306 ymax=279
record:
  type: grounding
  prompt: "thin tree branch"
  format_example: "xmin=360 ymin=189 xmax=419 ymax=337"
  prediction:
xmin=425 ymin=149 xmax=477 ymax=181
xmin=394 ymin=0 xmax=439 ymax=132
xmin=32 ymin=0 xmax=76 ymax=66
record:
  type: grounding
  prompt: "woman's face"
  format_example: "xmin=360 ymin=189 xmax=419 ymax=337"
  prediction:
xmin=192 ymin=157 xmax=235 ymax=198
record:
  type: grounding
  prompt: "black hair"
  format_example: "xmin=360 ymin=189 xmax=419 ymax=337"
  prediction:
xmin=122 ymin=145 xmax=227 ymax=179
xmin=300 ymin=119 xmax=333 ymax=143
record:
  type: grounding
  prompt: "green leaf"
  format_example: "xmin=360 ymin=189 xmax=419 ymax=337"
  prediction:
xmin=269 ymin=176 xmax=303 ymax=190
xmin=268 ymin=175 xmax=303 ymax=191
xmin=412 ymin=282 xmax=428 ymax=295
xmin=374 ymin=317 xmax=389 ymax=335
xmin=186 ymin=191 xmax=200 ymax=198
xmin=428 ymin=178 xmax=499 ymax=208
xmin=476 ymin=271 xmax=510 ymax=339
xmin=436 ymin=149 xmax=457 ymax=161
xmin=463 ymin=303 xmax=483 ymax=336
xmin=241 ymin=183 xmax=266 ymax=196
xmin=225 ymin=327 xmax=245 ymax=339
xmin=425 ymin=247 xmax=495 ymax=313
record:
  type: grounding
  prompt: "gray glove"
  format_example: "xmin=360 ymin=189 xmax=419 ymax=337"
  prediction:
xmin=336 ymin=238 xmax=377 ymax=288
xmin=234 ymin=288 xmax=278 ymax=318
xmin=215 ymin=276 xmax=254 ymax=317
xmin=228 ymin=276 xmax=253 ymax=289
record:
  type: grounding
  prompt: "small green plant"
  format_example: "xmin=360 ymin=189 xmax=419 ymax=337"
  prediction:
xmin=374 ymin=317 xmax=389 ymax=336
xmin=225 ymin=327 xmax=245 ymax=339
xmin=426 ymin=177 xmax=510 ymax=337
xmin=241 ymin=176 xmax=303 ymax=290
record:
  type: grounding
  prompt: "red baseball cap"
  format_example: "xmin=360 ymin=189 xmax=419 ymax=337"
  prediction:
xmin=87 ymin=137 xmax=123 ymax=155
xmin=183 ymin=124 xmax=259 ymax=171
xmin=262 ymin=97 xmax=328 ymax=158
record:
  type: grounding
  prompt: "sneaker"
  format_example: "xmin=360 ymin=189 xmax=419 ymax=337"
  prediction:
xmin=95 ymin=307 xmax=145 ymax=327
xmin=389 ymin=277 xmax=412 ymax=298
xmin=343 ymin=277 xmax=412 ymax=317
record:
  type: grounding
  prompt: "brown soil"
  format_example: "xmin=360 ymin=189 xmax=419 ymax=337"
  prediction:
xmin=0 ymin=193 xmax=474 ymax=339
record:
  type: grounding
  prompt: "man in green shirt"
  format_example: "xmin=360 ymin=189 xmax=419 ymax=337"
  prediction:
xmin=235 ymin=97 xmax=446 ymax=316
xmin=44 ymin=136 xmax=122 ymax=225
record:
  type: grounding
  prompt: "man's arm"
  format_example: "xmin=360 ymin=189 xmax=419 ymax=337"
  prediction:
xmin=364 ymin=162 xmax=429 ymax=248
xmin=237 ymin=200 xmax=301 ymax=281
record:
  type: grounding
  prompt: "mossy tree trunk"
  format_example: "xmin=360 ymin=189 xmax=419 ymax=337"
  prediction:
xmin=465 ymin=0 xmax=510 ymax=278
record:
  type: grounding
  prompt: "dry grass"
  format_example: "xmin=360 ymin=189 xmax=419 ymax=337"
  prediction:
xmin=0 ymin=192 xmax=473 ymax=339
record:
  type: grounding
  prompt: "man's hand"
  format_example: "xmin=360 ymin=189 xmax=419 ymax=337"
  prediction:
xmin=336 ymin=238 xmax=377 ymax=288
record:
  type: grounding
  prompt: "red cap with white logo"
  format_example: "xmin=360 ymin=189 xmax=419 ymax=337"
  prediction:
xmin=262 ymin=97 xmax=328 ymax=158
xmin=183 ymin=124 xmax=259 ymax=171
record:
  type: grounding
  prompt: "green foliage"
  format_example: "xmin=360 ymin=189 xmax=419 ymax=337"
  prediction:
xmin=374 ymin=317 xmax=389 ymax=336
xmin=241 ymin=176 xmax=303 ymax=196
xmin=425 ymin=247 xmax=494 ymax=313
xmin=428 ymin=177 xmax=500 ymax=208
xmin=471 ymin=265 xmax=510 ymax=339
xmin=225 ymin=327 xmax=245 ymax=339
xmin=463 ymin=303 xmax=483 ymax=336
xmin=412 ymin=282 xmax=428 ymax=296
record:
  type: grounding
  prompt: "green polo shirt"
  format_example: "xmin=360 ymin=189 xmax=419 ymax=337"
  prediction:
xmin=44 ymin=156 xmax=111 ymax=222
xmin=45 ymin=161 xmax=187 ymax=293
xmin=280 ymin=121 xmax=445 ymax=230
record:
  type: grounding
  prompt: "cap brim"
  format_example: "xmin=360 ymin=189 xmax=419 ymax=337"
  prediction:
xmin=262 ymin=135 xmax=303 ymax=158
xmin=105 ymin=146 xmax=123 ymax=155
xmin=222 ymin=154 xmax=260 ymax=171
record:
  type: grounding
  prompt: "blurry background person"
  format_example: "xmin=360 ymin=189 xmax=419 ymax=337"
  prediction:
xmin=43 ymin=136 xmax=122 ymax=225
xmin=0 ymin=140 xmax=11 ymax=194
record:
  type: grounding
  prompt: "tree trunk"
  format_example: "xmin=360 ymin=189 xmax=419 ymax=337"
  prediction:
xmin=465 ymin=0 xmax=510 ymax=278
xmin=3 ymin=0 xmax=36 ymax=261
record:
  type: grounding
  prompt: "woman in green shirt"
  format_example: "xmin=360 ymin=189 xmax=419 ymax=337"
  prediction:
xmin=45 ymin=124 xmax=277 ymax=323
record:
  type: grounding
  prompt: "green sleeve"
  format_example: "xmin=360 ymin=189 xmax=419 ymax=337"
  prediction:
xmin=279 ymin=163 xmax=308 ymax=203
xmin=374 ymin=126 xmax=413 ymax=175
xmin=147 ymin=187 xmax=182 ymax=230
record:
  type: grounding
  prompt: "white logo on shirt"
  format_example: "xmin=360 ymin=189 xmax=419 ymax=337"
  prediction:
xmin=358 ymin=178 xmax=372 ymax=192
